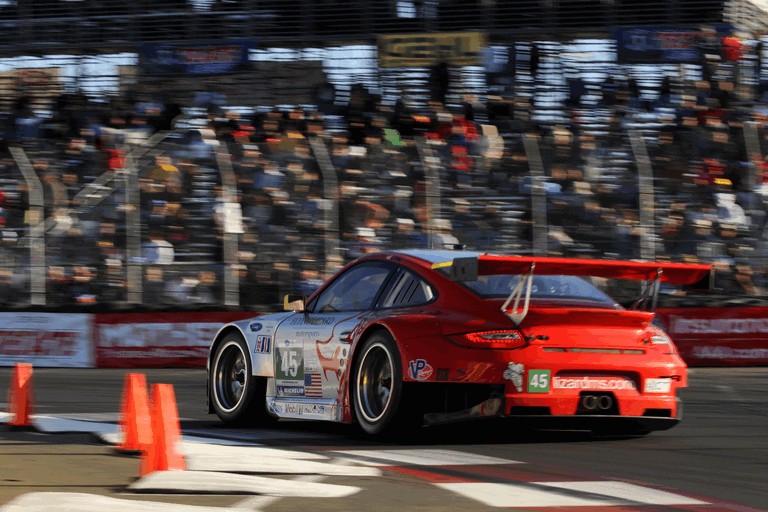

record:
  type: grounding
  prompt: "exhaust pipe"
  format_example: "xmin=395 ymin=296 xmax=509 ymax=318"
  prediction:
xmin=581 ymin=394 xmax=613 ymax=411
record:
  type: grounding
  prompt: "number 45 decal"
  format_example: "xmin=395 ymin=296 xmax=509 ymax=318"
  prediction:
xmin=277 ymin=347 xmax=304 ymax=380
xmin=527 ymin=369 xmax=551 ymax=393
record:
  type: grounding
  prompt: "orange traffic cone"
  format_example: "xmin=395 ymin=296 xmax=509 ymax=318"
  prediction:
xmin=8 ymin=362 xmax=33 ymax=428
xmin=117 ymin=373 xmax=152 ymax=452
xmin=139 ymin=383 xmax=186 ymax=476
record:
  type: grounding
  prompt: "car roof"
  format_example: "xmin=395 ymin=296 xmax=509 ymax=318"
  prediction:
xmin=392 ymin=249 xmax=486 ymax=265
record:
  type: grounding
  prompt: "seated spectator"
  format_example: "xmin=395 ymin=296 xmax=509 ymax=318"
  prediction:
xmin=141 ymin=229 xmax=175 ymax=265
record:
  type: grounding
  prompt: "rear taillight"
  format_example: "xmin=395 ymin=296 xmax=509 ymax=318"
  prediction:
xmin=448 ymin=330 xmax=527 ymax=349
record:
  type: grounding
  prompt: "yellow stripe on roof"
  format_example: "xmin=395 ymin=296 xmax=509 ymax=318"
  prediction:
xmin=431 ymin=261 xmax=453 ymax=270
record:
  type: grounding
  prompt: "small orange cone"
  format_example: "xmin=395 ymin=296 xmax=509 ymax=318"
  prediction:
xmin=8 ymin=362 xmax=33 ymax=427
xmin=139 ymin=383 xmax=186 ymax=476
xmin=117 ymin=373 xmax=152 ymax=452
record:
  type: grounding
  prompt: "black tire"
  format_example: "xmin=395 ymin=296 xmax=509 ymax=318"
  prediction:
xmin=210 ymin=334 xmax=275 ymax=426
xmin=352 ymin=331 xmax=421 ymax=437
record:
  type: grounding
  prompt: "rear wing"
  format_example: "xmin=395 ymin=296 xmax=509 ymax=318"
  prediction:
xmin=432 ymin=255 xmax=713 ymax=324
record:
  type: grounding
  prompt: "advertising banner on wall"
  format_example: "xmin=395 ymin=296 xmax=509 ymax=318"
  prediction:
xmin=656 ymin=306 xmax=768 ymax=366
xmin=0 ymin=313 xmax=92 ymax=367
xmin=378 ymin=32 xmax=486 ymax=68
xmin=139 ymin=40 xmax=254 ymax=75
xmin=615 ymin=25 xmax=733 ymax=64
xmin=94 ymin=311 xmax=258 ymax=368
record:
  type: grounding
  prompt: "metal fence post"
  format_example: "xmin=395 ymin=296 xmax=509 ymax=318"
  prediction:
xmin=522 ymin=133 xmax=547 ymax=256
xmin=309 ymin=136 xmax=340 ymax=275
xmin=744 ymin=120 xmax=761 ymax=188
xmin=416 ymin=137 xmax=442 ymax=249
xmin=629 ymin=130 xmax=656 ymax=261
xmin=8 ymin=147 xmax=46 ymax=305
xmin=215 ymin=145 xmax=241 ymax=307
xmin=124 ymin=153 xmax=142 ymax=304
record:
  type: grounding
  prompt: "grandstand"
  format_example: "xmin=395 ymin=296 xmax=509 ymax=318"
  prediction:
xmin=0 ymin=0 xmax=766 ymax=309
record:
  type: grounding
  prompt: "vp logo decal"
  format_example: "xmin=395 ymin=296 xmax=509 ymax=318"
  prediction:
xmin=408 ymin=359 xmax=433 ymax=381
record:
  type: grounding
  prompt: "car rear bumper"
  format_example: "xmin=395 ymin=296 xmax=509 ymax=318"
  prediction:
xmin=423 ymin=394 xmax=683 ymax=433
xmin=499 ymin=413 xmax=680 ymax=433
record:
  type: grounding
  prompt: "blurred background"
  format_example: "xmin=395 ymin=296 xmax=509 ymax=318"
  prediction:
xmin=0 ymin=0 xmax=767 ymax=311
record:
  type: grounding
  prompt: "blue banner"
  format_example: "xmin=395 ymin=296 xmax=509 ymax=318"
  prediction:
xmin=615 ymin=26 xmax=732 ymax=64
xmin=140 ymin=40 xmax=253 ymax=75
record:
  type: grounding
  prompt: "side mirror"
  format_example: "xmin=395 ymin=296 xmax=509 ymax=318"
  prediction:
xmin=283 ymin=294 xmax=306 ymax=312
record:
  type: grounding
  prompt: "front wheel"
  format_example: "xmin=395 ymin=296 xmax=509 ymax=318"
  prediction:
xmin=352 ymin=331 xmax=420 ymax=436
xmin=210 ymin=334 xmax=274 ymax=426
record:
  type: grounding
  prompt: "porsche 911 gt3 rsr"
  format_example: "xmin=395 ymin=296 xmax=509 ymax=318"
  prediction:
xmin=207 ymin=250 xmax=712 ymax=437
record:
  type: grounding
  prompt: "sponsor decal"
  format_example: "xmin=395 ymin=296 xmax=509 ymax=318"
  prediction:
xmin=527 ymin=369 xmax=551 ymax=393
xmin=289 ymin=316 xmax=335 ymax=326
xmin=552 ymin=376 xmax=637 ymax=391
xmin=254 ymin=335 xmax=271 ymax=354
xmin=269 ymin=402 xmax=284 ymax=414
xmin=644 ymin=378 xmax=672 ymax=393
xmin=408 ymin=359 xmax=433 ymax=381
xmin=503 ymin=362 xmax=525 ymax=392
xmin=276 ymin=385 xmax=304 ymax=397
xmin=436 ymin=368 xmax=450 ymax=381
xmin=286 ymin=403 xmax=303 ymax=415
xmin=302 ymin=404 xmax=326 ymax=415
xmin=250 ymin=322 xmax=263 ymax=332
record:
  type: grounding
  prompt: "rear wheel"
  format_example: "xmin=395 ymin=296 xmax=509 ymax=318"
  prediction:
xmin=210 ymin=334 xmax=275 ymax=426
xmin=353 ymin=331 xmax=421 ymax=436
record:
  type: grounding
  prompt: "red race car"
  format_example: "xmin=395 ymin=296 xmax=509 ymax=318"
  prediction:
xmin=208 ymin=250 xmax=712 ymax=436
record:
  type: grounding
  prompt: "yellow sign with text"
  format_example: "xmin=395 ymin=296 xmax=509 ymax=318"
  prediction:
xmin=378 ymin=32 xmax=486 ymax=68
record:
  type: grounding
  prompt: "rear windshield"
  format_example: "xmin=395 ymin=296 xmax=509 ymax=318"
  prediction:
xmin=461 ymin=275 xmax=618 ymax=306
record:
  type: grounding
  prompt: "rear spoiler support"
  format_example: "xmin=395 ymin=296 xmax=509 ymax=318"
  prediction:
xmin=633 ymin=268 xmax=663 ymax=311
xmin=501 ymin=263 xmax=535 ymax=325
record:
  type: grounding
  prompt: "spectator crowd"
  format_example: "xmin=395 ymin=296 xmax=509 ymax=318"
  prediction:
xmin=2 ymin=28 xmax=768 ymax=309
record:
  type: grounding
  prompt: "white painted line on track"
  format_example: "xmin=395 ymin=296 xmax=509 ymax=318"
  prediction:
xmin=186 ymin=454 xmax=382 ymax=476
xmin=128 ymin=470 xmax=361 ymax=498
xmin=0 ymin=492 xmax=252 ymax=512
xmin=101 ymin=432 xmax=253 ymax=446
xmin=32 ymin=416 xmax=119 ymax=436
xmin=333 ymin=449 xmax=521 ymax=466
xmin=0 ymin=412 xmax=10 ymax=423
xmin=540 ymin=481 xmax=709 ymax=505
xmin=232 ymin=457 xmax=357 ymax=509
xmin=437 ymin=481 xmax=710 ymax=508
xmin=184 ymin=428 xmax=332 ymax=442
xmin=233 ymin=475 xmax=328 ymax=509
xmin=436 ymin=482 xmax=615 ymax=507
xmin=181 ymin=442 xmax=328 ymax=460
xmin=50 ymin=413 xmax=122 ymax=422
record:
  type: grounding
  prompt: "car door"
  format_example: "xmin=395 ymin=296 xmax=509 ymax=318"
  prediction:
xmin=270 ymin=261 xmax=395 ymax=417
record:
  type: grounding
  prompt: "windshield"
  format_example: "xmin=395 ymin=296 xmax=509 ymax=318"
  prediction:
xmin=461 ymin=275 xmax=619 ymax=306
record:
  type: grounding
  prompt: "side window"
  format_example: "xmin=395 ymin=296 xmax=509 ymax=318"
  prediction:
xmin=380 ymin=269 xmax=435 ymax=308
xmin=311 ymin=262 xmax=393 ymax=312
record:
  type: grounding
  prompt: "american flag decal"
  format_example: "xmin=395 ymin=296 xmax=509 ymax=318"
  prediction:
xmin=255 ymin=335 xmax=271 ymax=353
xmin=304 ymin=373 xmax=323 ymax=398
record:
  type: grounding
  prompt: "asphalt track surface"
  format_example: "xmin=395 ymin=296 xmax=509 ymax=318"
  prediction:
xmin=0 ymin=367 xmax=766 ymax=511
